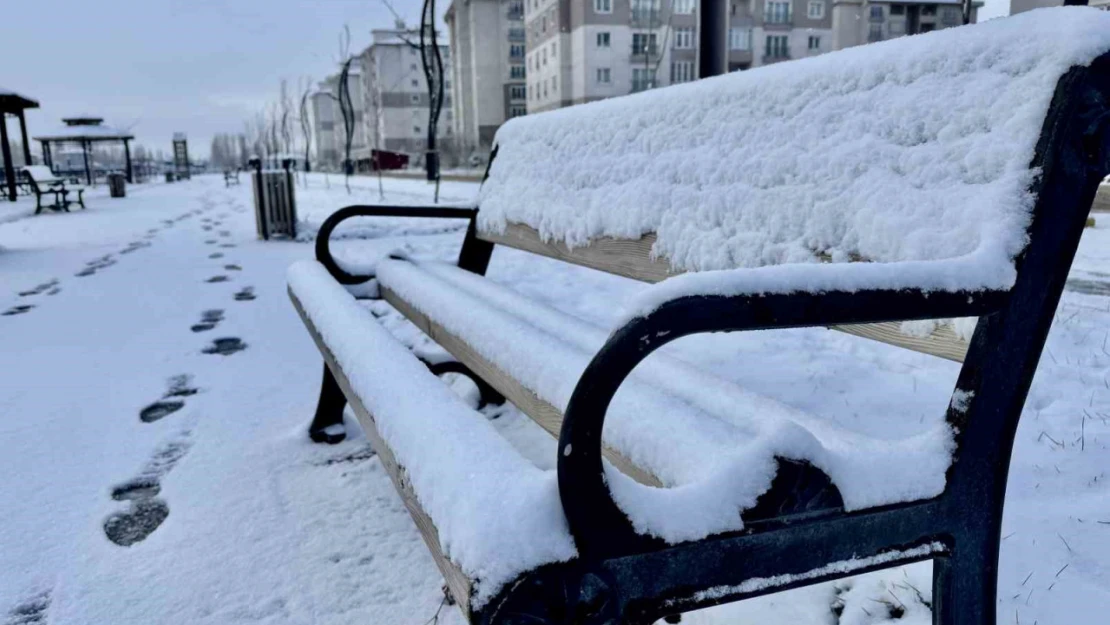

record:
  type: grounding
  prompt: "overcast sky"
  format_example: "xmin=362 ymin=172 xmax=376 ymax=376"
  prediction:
xmin=4 ymin=0 xmax=1009 ymax=158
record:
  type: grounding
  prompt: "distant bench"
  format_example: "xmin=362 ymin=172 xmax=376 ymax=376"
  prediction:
xmin=288 ymin=11 xmax=1110 ymax=625
xmin=224 ymin=170 xmax=240 ymax=187
xmin=21 ymin=166 xmax=85 ymax=214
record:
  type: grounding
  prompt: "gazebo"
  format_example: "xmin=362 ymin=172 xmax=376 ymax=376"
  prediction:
xmin=0 ymin=88 xmax=39 ymax=202
xmin=34 ymin=116 xmax=134 ymax=185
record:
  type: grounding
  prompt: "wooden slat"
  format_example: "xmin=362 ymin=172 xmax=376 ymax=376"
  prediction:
xmin=479 ymin=223 xmax=969 ymax=363
xmin=381 ymin=285 xmax=663 ymax=487
xmin=289 ymin=288 xmax=476 ymax=618
xmin=479 ymin=222 xmax=674 ymax=282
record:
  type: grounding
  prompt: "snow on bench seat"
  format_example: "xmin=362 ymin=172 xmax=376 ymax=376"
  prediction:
xmin=287 ymin=260 xmax=575 ymax=608
xmin=374 ymin=258 xmax=954 ymax=541
xmin=478 ymin=8 xmax=1110 ymax=303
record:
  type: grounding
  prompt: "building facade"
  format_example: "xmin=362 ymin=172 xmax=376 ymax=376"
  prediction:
xmin=311 ymin=71 xmax=368 ymax=171
xmin=446 ymin=0 xmax=528 ymax=156
xmin=358 ymin=27 xmax=454 ymax=166
xmin=521 ymin=0 xmax=835 ymax=113
xmin=832 ymin=0 xmax=977 ymax=48
xmin=1012 ymin=0 xmax=1108 ymax=11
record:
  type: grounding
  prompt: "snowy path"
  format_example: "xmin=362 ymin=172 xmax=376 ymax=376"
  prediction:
xmin=1 ymin=174 xmax=1107 ymax=624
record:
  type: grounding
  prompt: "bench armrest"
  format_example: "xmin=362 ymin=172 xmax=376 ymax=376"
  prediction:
xmin=558 ymin=263 xmax=1009 ymax=558
xmin=315 ymin=204 xmax=477 ymax=284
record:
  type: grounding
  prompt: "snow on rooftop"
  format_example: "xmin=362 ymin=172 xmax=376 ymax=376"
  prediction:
xmin=479 ymin=8 xmax=1110 ymax=297
xmin=34 ymin=123 xmax=133 ymax=141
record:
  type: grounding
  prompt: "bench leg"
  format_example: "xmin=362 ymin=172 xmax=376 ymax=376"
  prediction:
xmin=931 ymin=543 xmax=996 ymax=625
xmin=308 ymin=363 xmax=347 ymax=444
xmin=75 ymin=189 xmax=85 ymax=209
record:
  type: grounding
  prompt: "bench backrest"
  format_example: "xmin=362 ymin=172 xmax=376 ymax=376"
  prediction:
xmin=21 ymin=166 xmax=61 ymax=185
xmin=477 ymin=9 xmax=1110 ymax=294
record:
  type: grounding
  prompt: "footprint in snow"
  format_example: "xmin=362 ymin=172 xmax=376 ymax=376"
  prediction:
xmin=224 ymin=264 xmax=242 ymax=271
xmin=233 ymin=287 xmax=256 ymax=301
xmin=103 ymin=499 xmax=170 ymax=547
xmin=191 ymin=309 xmax=224 ymax=332
xmin=18 ymin=279 xmax=59 ymax=297
xmin=209 ymin=252 xmax=223 ymax=259
xmin=2 ymin=305 xmax=34 ymax=316
xmin=204 ymin=239 xmax=217 ymax=245
xmin=3 ymin=589 xmax=51 ymax=625
xmin=203 ymin=337 xmax=247 ymax=356
xmin=218 ymin=243 xmax=236 ymax=249
xmin=139 ymin=400 xmax=184 ymax=423
xmin=206 ymin=275 xmax=229 ymax=283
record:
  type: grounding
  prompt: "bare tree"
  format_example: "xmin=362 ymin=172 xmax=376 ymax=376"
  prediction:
xmin=336 ymin=25 xmax=356 ymax=193
xmin=299 ymin=77 xmax=314 ymax=184
xmin=418 ymin=0 xmax=447 ymax=202
xmin=279 ymin=79 xmax=294 ymax=157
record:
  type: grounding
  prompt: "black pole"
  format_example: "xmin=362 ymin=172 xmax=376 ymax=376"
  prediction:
xmin=1 ymin=114 xmax=15 ymax=201
xmin=698 ymin=0 xmax=727 ymax=79
xmin=1062 ymin=0 xmax=1089 ymax=4
xmin=81 ymin=140 xmax=92 ymax=185
xmin=43 ymin=142 xmax=51 ymax=169
xmin=124 ymin=139 xmax=133 ymax=183
xmin=17 ymin=110 xmax=31 ymax=165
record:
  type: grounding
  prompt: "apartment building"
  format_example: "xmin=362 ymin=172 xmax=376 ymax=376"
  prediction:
xmin=833 ymin=0 xmax=978 ymax=47
xmin=522 ymin=0 xmax=833 ymax=113
xmin=311 ymin=71 xmax=368 ymax=171
xmin=358 ymin=27 xmax=454 ymax=165
xmin=446 ymin=0 xmax=528 ymax=155
xmin=1012 ymin=0 xmax=1108 ymax=11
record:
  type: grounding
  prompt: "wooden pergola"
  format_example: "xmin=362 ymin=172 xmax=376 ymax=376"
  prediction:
xmin=0 ymin=88 xmax=39 ymax=202
xmin=34 ymin=116 xmax=134 ymax=186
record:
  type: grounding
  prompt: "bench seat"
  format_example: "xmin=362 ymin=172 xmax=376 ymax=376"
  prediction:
xmin=288 ymin=260 xmax=576 ymax=609
xmin=292 ymin=253 xmax=957 ymax=603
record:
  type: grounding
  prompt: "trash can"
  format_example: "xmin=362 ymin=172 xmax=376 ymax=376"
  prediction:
xmin=250 ymin=159 xmax=297 ymax=240
xmin=165 ymin=172 xmax=175 ymax=183
xmin=108 ymin=173 xmax=126 ymax=198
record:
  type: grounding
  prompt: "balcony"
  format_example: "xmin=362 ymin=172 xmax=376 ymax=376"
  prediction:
xmin=630 ymin=44 xmax=660 ymax=59
xmin=630 ymin=10 xmax=663 ymax=27
xmin=762 ymin=50 xmax=791 ymax=64
xmin=508 ymin=28 xmax=526 ymax=42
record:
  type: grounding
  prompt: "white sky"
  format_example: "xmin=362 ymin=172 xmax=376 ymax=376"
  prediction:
xmin=3 ymin=0 xmax=1010 ymax=157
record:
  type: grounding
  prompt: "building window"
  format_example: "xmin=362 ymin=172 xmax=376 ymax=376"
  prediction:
xmin=920 ymin=23 xmax=935 ymax=32
xmin=632 ymin=67 xmax=656 ymax=92
xmin=542 ymin=48 xmax=547 ymax=65
xmin=765 ymin=34 xmax=789 ymax=58
xmin=869 ymin=23 xmax=883 ymax=41
xmin=597 ymin=67 xmax=611 ymax=83
xmin=508 ymin=0 xmax=524 ymax=19
xmin=594 ymin=0 xmax=612 ymax=13
xmin=870 ymin=5 xmax=884 ymax=20
xmin=597 ymin=31 xmax=611 ymax=47
xmin=414 ymin=126 xmax=421 ymax=134
xmin=807 ymin=0 xmax=825 ymax=19
xmin=765 ymin=1 xmax=791 ymax=24
xmin=941 ymin=6 xmax=960 ymax=25
xmin=673 ymin=0 xmax=695 ymax=14
xmin=921 ymin=5 xmax=936 ymax=15
xmin=632 ymin=33 xmax=658 ymax=56
xmin=509 ymin=106 xmax=527 ymax=117
xmin=890 ymin=20 xmax=905 ymax=34
xmin=411 ymin=79 xmax=419 ymax=87
xmin=808 ymin=35 xmax=820 ymax=50
xmin=551 ymin=41 xmax=557 ymax=57
xmin=890 ymin=4 xmax=905 ymax=15
xmin=541 ymin=16 xmax=547 ymax=32
xmin=671 ymin=60 xmax=694 ymax=83
xmin=511 ymin=65 xmax=526 ymax=79
xmin=673 ymin=27 xmax=694 ymax=49
xmin=551 ymin=76 xmax=557 ymax=91
xmin=543 ymin=82 xmax=548 ymax=97
xmin=411 ymin=94 xmax=419 ymax=103
xmin=729 ymin=27 xmax=751 ymax=50
xmin=510 ymin=44 xmax=525 ymax=58
xmin=510 ymin=85 xmax=526 ymax=100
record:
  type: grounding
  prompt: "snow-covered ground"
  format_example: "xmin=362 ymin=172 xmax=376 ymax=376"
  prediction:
xmin=1 ymin=173 xmax=1107 ymax=624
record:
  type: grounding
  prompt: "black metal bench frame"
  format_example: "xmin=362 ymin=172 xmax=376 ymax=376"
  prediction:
xmin=299 ymin=58 xmax=1110 ymax=625
xmin=22 ymin=170 xmax=85 ymax=214
xmin=224 ymin=170 xmax=240 ymax=187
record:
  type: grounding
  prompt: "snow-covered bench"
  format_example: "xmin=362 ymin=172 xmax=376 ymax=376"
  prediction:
xmin=288 ymin=10 xmax=1110 ymax=625
xmin=224 ymin=170 xmax=240 ymax=187
xmin=21 ymin=166 xmax=85 ymax=213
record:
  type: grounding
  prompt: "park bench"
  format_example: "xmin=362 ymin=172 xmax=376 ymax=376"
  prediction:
xmin=287 ymin=11 xmax=1110 ymax=625
xmin=21 ymin=166 xmax=85 ymax=214
xmin=224 ymin=170 xmax=240 ymax=187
